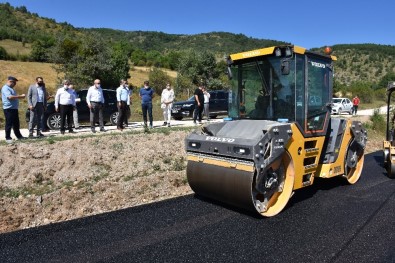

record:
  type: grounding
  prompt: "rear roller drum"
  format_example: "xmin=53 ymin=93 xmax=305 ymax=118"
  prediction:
xmin=253 ymin=152 xmax=295 ymax=217
xmin=344 ymin=143 xmax=365 ymax=184
xmin=387 ymin=155 xmax=395 ymax=179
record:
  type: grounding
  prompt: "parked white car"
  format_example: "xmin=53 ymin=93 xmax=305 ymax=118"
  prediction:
xmin=332 ymin=97 xmax=353 ymax=115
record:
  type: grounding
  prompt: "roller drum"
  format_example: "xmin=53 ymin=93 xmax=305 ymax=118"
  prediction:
xmin=187 ymin=156 xmax=256 ymax=212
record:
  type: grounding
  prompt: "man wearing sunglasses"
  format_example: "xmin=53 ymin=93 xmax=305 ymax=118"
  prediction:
xmin=27 ymin=77 xmax=47 ymax=138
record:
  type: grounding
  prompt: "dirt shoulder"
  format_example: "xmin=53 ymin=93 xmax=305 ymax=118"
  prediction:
xmin=0 ymin=130 xmax=193 ymax=233
xmin=0 ymin=118 xmax=381 ymax=234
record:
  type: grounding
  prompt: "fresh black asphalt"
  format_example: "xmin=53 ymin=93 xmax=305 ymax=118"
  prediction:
xmin=1 ymin=151 xmax=395 ymax=263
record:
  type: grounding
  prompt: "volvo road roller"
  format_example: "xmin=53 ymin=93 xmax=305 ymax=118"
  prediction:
xmin=186 ymin=45 xmax=367 ymax=217
xmin=383 ymin=81 xmax=395 ymax=178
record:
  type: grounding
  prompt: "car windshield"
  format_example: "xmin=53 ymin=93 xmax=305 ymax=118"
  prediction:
xmin=187 ymin=96 xmax=194 ymax=101
xmin=332 ymin=98 xmax=342 ymax=103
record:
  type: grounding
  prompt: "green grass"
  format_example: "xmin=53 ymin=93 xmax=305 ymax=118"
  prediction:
xmin=364 ymin=108 xmax=386 ymax=136
xmin=358 ymin=100 xmax=386 ymax=110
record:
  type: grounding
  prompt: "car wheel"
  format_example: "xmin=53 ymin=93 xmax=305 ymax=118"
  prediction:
xmin=47 ymin=113 xmax=63 ymax=130
xmin=110 ymin=112 xmax=118 ymax=125
xmin=174 ymin=117 xmax=183 ymax=121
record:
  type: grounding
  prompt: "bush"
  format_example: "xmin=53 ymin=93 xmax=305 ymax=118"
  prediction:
xmin=0 ymin=45 xmax=8 ymax=59
xmin=368 ymin=108 xmax=386 ymax=134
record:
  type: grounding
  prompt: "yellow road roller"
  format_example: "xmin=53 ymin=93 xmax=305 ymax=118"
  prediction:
xmin=186 ymin=45 xmax=367 ymax=217
xmin=383 ymin=81 xmax=395 ymax=178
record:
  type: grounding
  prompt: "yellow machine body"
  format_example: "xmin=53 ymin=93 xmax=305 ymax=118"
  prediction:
xmin=383 ymin=81 xmax=395 ymax=178
xmin=186 ymin=45 xmax=367 ymax=216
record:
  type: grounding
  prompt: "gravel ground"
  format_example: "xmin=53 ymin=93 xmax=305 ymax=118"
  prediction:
xmin=0 ymin=116 xmax=381 ymax=233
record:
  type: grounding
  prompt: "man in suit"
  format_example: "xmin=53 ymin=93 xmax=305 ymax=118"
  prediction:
xmin=28 ymin=77 xmax=47 ymax=138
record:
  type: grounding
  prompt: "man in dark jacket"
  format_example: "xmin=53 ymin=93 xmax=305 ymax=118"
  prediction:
xmin=139 ymin=80 xmax=155 ymax=128
xmin=193 ymin=84 xmax=204 ymax=124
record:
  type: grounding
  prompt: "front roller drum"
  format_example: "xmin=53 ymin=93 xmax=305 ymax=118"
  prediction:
xmin=187 ymin=153 xmax=295 ymax=217
xmin=187 ymin=155 xmax=256 ymax=212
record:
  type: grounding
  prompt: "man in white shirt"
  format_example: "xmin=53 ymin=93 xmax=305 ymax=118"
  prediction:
xmin=203 ymin=86 xmax=210 ymax=121
xmin=116 ymin=79 xmax=130 ymax=131
xmin=86 ymin=79 xmax=105 ymax=133
xmin=124 ymin=84 xmax=132 ymax=127
xmin=161 ymin=83 xmax=174 ymax=127
xmin=55 ymin=79 xmax=76 ymax=135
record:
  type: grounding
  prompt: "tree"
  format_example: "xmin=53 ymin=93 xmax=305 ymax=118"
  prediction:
xmin=146 ymin=50 xmax=162 ymax=67
xmin=130 ymin=49 xmax=146 ymax=66
xmin=349 ymin=81 xmax=374 ymax=103
xmin=166 ymin=51 xmax=181 ymax=70
xmin=177 ymin=49 xmax=227 ymax=93
xmin=49 ymin=32 xmax=129 ymax=88
xmin=30 ymin=40 xmax=49 ymax=62
xmin=149 ymin=67 xmax=172 ymax=95
xmin=105 ymin=42 xmax=131 ymax=86
xmin=378 ymin=72 xmax=395 ymax=89
xmin=174 ymin=75 xmax=194 ymax=100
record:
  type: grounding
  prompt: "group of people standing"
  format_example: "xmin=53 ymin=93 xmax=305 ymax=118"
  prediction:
xmin=1 ymin=76 xmax=180 ymax=143
xmin=137 ymin=80 xmax=176 ymax=129
xmin=53 ymin=78 xmax=109 ymax=134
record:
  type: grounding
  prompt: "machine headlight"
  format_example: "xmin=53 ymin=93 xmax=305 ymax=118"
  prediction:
xmin=189 ymin=142 xmax=201 ymax=149
xmin=234 ymin=147 xmax=250 ymax=155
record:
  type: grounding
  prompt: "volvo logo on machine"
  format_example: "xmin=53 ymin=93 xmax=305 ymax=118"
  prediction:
xmin=242 ymin=50 xmax=260 ymax=58
xmin=206 ymin=136 xmax=235 ymax=143
xmin=311 ymin=61 xmax=326 ymax=68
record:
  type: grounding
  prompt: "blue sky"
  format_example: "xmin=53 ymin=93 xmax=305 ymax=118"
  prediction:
xmin=2 ymin=0 xmax=395 ymax=49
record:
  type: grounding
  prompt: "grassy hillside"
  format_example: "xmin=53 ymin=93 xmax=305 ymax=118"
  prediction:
xmin=0 ymin=60 xmax=61 ymax=94
xmin=330 ymin=44 xmax=395 ymax=86
xmin=1 ymin=3 xmax=395 ymax=87
xmin=0 ymin=3 xmax=80 ymax=43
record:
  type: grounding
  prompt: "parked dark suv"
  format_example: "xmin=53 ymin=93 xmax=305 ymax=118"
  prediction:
xmin=26 ymin=89 xmax=119 ymax=130
xmin=171 ymin=90 xmax=229 ymax=120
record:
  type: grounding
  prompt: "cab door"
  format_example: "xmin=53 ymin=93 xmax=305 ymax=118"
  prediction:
xmin=305 ymin=55 xmax=332 ymax=135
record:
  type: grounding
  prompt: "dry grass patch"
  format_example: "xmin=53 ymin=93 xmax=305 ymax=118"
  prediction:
xmin=0 ymin=39 xmax=32 ymax=56
xmin=0 ymin=60 xmax=61 ymax=94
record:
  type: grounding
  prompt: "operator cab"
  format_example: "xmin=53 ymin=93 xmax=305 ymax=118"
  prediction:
xmin=227 ymin=45 xmax=335 ymax=136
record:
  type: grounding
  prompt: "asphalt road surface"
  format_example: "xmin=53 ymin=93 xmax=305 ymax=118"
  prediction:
xmin=1 ymin=151 xmax=395 ymax=263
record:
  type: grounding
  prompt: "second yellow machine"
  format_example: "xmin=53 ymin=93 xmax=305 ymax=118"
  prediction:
xmin=186 ymin=45 xmax=367 ymax=217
